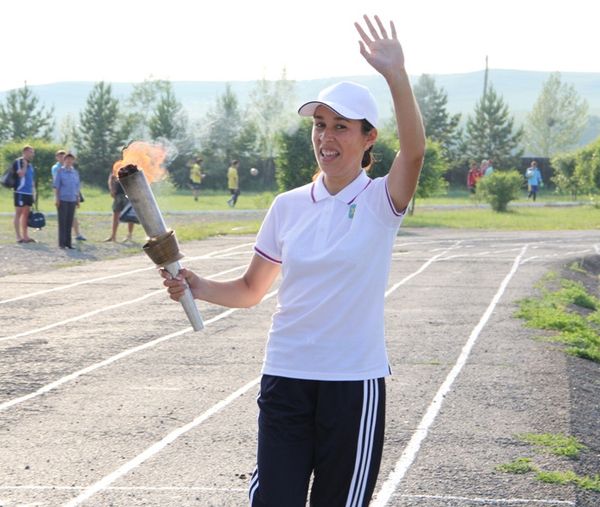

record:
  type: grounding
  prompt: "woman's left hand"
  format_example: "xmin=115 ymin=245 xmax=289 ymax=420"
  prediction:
xmin=354 ymin=15 xmax=404 ymax=79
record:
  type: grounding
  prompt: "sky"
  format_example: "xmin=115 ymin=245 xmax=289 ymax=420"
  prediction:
xmin=1 ymin=0 xmax=598 ymax=92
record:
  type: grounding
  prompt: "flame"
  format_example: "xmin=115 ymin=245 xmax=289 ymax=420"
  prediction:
xmin=112 ymin=141 xmax=167 ymax=183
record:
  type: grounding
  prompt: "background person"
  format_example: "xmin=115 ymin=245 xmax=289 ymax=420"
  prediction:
xmin=526 ymin=160 xmax=543 ymax=201
xmin=104 ymin=171 xmax=134 ymax=242
xmin=189 ymin=156 xmax=204 ymax=201
xmin=467 ymin=161 xmax=482 ymax=193
xmin=52 ymin=149 xmax=86 ymax=241
xmin=13 ymin=145 xmax=36 ymax=244
xmin=226 ymin=159 xmax=240 ymax=207
xmin=53 ymin=153 xmax=80 ymax=249
xmin=161 ymin=14 xmax=425 ymax=506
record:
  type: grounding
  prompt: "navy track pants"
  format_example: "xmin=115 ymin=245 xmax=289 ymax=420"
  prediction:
xmin=249 ymin=374 xmax=385 ymax=507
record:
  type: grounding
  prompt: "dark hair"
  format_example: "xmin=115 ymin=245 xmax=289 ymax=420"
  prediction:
xmin=360 ymin=119 xmax=375 ymax=170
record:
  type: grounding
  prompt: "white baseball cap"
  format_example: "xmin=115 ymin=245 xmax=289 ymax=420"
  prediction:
xmin=298 ymin=81 xmax=379 ymax=128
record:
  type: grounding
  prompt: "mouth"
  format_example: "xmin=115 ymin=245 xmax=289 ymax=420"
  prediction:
xmin=319 ymin=148 xmax=340 ymax=162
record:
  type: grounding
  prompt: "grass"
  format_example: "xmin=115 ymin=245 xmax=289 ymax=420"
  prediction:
xmin=2 ymin=186 xmax=599 ymax=232
xmin=517 ymin=433 xmax=587 ymax=459
xmin=496 ymin=434 xmax=600 ymax=492
xmin=403 ymin=206 xmax=600 ymax=230
xmin=516 ymin=278 xmax=600 ymax=363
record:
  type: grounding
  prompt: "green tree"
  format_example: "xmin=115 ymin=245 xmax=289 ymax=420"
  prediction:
xmin=409 ymin=140 xmax=448 ymax=214
xmin=525 ymin=72 xmax=589 ymax=157
xmin=197 ymin=84 xmax=244 ymax=189
xmin=0 ymin=85 xmax=54 ymax=142
xmin=276 ymin=118 xmax=315 ymax=191
xmin=149 ymin=86 xmax=195 ymax=189
xmin=246 ymin=71 xmax=297 ymax=188
xmin=464 ymin=85 xmax=523 ymax=168
xmin=74 ymin=82 xmax=130 ymax=187
xmin=126 ymin=78 xmax=171 ymax=139
xmin=551 ymin=151 xmax=582 ymax=198
xmin=414 ymin=74 xmax=461 ymax=158
xmin=573 ymin=137 xmax=600 ymax=195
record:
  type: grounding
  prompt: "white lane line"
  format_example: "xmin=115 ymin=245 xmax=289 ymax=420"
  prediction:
xmin=0 ymin=487 xmax=576 ymax=505
xmin=0 ymin=485 xmax=247 ymax=492
xmin=61 ymin=244 xmax=459 ymax=505
xmin=373 ymin=245 xmax=529 ymax=507
xmin=396 ymin=493 xmax=574 ymax=505
xmin=0 ymin=242 xmax=254 ymax=305
xmin=0 ymin=288 xmax=277 ymax=413
xmin=0 ymin=265 xmax=246 ymax=343
xmin=62 ymin=376 xmax=262 ymax=507
xmin=385 ymin=241 xmax=461 ymax=297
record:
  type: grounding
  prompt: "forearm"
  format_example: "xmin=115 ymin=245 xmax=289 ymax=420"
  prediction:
xmin=387 ymin=69 xmax=426 ymax=165
xmin=386 ymin=69 xmax=426 ymax=209
xmin=194 ymin=276 xmax=266 ymax=308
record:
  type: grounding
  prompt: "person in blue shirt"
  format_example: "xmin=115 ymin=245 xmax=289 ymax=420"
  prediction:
xmin=13 ymin=145 xmax=36 ymax=244
xmin=526 ymin=160 xmax=543 ymax=201
xmin=53 ymin=153 xmax=81 ymax=249
xmin=52 ymin=149 xmax=86 ymax=241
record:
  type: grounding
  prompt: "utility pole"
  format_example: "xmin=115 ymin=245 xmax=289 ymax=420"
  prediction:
xmin=483 ymin=55 xmax=489 ymax=100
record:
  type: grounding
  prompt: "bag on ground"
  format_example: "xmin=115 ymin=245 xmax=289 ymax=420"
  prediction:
xmin=28 ymin=211 xmax=46 ymax=229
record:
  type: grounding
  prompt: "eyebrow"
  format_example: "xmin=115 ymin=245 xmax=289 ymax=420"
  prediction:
xmin=313 ymin=114 xmax=350 ymax=122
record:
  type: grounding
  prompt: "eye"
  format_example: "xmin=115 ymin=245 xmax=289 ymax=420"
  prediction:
xmin=335 ymin=124 xmax=347 ymax=130
xmin=314 ymin=122 xmax=325 ymax=130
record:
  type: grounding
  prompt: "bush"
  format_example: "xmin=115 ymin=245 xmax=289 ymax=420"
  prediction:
xmin=476 ymin=170 xmax=523 ymax=212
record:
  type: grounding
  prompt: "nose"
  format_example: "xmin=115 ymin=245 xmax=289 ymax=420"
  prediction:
xmin=319 ymin=127 xmax=335 ymax=141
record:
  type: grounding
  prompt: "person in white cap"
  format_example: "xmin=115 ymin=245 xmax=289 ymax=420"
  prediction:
xmin=162 ymin=14 xmax=425 ymax=507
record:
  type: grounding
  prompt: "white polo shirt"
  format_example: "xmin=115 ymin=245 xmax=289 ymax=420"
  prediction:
xmin=254 ymin=170 xmax=405 ymax=381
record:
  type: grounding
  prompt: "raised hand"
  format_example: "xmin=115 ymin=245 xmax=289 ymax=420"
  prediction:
xmin=354 ymin=15 xmax=405 ymax=79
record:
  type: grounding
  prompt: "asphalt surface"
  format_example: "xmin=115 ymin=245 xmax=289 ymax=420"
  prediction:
xmin=0 ymin=229 xmax=599 ymax=507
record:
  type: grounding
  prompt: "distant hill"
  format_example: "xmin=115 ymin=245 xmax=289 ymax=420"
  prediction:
xmin=2 ymin=69 xmax=599 ymax=142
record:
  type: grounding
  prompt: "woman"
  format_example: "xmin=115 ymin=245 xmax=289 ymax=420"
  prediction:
xmin=53 ymin=153 xmax=81 ymax=249
xmin=162 ymin=15 xmax=424 ymax=506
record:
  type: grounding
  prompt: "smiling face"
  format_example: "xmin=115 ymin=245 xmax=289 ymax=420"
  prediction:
xmin=311 ymin=105 xmax=377 ymax=191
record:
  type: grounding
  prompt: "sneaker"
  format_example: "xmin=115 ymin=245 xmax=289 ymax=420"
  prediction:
xmin=76 ymin=235 xmax=87 ymax=241
xmin=103 ymin=237 xmax=116 ymax=242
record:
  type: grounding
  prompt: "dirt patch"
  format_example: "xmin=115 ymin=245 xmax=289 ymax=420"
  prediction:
xmin=0 ymin=211 xmax=264 ymax=277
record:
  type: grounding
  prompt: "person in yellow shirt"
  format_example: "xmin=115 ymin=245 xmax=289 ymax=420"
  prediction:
xmin=189 ymin=157 xmax=204 ymax=201
xmin=227 ymin=159 xmax=240 ymax=207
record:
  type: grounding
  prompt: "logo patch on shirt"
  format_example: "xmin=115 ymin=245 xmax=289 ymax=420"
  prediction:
xmin=348 ymin=203 xmax=357 ymax=219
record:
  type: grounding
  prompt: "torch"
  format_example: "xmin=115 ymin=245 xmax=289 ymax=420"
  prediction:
xmin=114 ymin=144 xmax=204 ymax=331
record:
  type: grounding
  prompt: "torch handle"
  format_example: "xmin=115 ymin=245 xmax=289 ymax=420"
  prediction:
xmin=164 ymin=261 xmax=204 ymax=331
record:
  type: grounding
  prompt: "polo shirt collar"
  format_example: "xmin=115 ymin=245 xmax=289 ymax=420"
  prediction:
xmin=310 ymin=170 xmax=372 ymax=205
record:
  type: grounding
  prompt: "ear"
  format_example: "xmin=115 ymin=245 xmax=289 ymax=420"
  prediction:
xmin=365 ymin=128 xmax=378 ymax=150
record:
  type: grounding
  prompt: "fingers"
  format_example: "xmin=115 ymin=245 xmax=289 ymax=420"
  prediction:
xmin=357 ymin=14 xmax=396 ymax=41
xmin=362 ymin=15 xmax=380 ymax=40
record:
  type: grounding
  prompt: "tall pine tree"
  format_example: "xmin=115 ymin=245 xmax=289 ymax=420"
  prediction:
xmin=0 ymin=85 xmax=54 ymax=142
xmin=74 ymin=82 xmax=130 ymax=186
xmin=464 ymin=85 xmax=523 ymax=168
xmin=413 ymin=74 xmax=461 ymax=158
xmin=149 ymin=85 xmax=195 ymax=189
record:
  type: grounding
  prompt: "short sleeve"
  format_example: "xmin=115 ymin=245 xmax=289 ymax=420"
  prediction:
xmin=254 ymin=197 xmax=282 ymax=264
xmin=364 ymin=175 xmax=406 ymax=228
